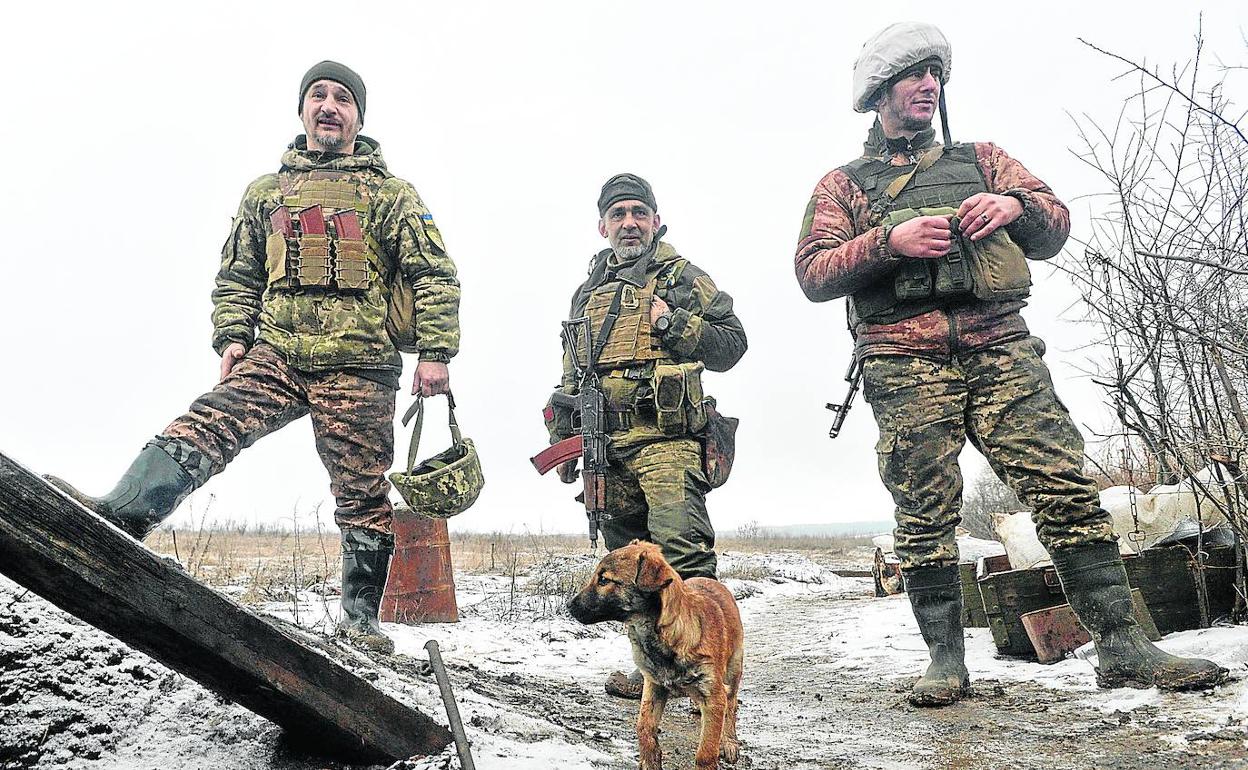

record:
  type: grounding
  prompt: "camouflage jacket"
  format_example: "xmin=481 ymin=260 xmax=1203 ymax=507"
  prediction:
xmin=552 ymin=240 xmax=746 ymax=448
xmin=211 ymin=135 xmax=460 ymax=376
xmin=794 ymin=121 xmax=1069 ymax=360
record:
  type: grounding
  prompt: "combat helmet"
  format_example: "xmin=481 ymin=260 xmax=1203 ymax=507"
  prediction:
xmin=852 ymin=22 xmax=954 ymax=144
xmin=389 ymin=393 xmax=484 ymax=518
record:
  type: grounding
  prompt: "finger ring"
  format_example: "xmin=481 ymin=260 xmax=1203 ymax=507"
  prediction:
xmin=980 ymin=213 xmax=990 ymax=223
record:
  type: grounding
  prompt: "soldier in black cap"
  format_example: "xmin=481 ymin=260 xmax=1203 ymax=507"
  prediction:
xmin=545 ymin=173 xmax=747 ymax=698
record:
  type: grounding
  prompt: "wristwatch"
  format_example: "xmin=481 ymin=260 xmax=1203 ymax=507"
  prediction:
xmin=653 ymin=311 xmax=673 ymax=335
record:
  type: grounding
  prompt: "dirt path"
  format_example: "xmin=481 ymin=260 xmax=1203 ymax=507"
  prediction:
xmin=445 ymin=581 xmax=1248 ymax=770
xmin=729 ymin=588 xmax=1246 ymax=770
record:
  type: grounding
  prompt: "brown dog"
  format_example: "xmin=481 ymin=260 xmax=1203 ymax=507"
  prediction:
xmin=567 ymin=540 xmax=743 ymax=769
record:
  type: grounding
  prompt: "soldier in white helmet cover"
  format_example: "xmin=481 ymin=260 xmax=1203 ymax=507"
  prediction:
xmin=795 ymin=23 xmax=1226 ymax=706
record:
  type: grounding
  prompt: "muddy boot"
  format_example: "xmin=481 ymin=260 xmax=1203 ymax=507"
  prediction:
xmin=45 ymin=444 xmax=193 ymax=540
xmin=1052 ymin=542 xmax=1228 ymax=690
xmin=903 ymin=564 xmax=970 ymax=707
xmin=604 ymin=668 xmax=644 ymax=699
xmin=336 ymin=528 xmax=396 ymax=655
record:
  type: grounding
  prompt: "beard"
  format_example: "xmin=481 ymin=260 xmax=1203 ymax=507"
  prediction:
xmin=900 ymin=114 xmax=933 ymax=132
xmin=609 ymin=229 xmax=654 ymax=261
xmin=313 ymin=128 xmax=347 ymax=151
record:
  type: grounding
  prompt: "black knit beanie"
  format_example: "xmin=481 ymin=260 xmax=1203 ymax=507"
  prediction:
xmin=298 ymin=61 xmax=366 ymax=123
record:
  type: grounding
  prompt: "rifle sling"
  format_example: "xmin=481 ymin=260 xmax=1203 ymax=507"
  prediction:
xmin=588 ymin=282 xmax=626 ymax=370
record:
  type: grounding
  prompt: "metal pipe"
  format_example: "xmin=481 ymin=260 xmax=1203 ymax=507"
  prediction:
xmin=424 ymin=639 xmax=475 ymax=770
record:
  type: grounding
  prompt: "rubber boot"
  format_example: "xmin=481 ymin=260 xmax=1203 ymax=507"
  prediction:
xmin=46 ymin=444 xmax=193 ymax=540
xmin=903 ymin=564 xmax=970 ymax=707
xmin=337 ymin=527 xmax=396 ymax=655
xmin=604 ymin=668 xmax=644 ymax=700
xmin=1052 ymin=542 xmax=1228 ymax=690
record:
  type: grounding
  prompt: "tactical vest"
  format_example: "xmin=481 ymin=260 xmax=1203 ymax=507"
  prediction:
xmin=840 ymin=144 xmax=1011 ymax=325
xmin=265 ymin=170 xmax=382 ymax=293
xmin=582 ymin=277 xmax=672 ymax=369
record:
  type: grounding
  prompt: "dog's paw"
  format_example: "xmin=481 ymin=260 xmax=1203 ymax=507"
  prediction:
xmin=720 ymin=739 xmax=740 ymax=764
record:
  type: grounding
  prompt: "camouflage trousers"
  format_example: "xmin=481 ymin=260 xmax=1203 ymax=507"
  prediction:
xmin=861 ymin=336 xmax=1115 ymax=570
xmin=599 ymin=438 xmax=717 ymax=580
xmin=150 ymin=343 xmax=395 ymax=533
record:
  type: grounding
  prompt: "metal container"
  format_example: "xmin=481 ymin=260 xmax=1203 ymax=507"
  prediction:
xmin=380 ymin=507 xmax=459 ymax=624
xmin=1021 ymin=589 xmax=1159 ymax=664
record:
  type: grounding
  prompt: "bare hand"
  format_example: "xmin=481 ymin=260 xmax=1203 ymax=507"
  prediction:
xmin=887 ymin=215 xmax=953 ymax=259
xmin=557 ymin=459 xmax=580 ymax=484
xmin=219 ymin=343 xmax=247 ymax=381
xmin=650 ymin=296 xmax=670 ymax=324
xmin=956 ymin=193 xmax=1023 ymax=242
xmin=412 ymin=361 xmax=451 ymax=397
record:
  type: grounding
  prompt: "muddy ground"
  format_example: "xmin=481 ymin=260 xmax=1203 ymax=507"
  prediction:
xmin=4 ymin=550 xmax=1248 ymax=770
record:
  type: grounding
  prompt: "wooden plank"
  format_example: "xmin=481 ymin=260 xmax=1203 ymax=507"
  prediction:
xmin=0 ymin=449 xmax=451 ymax=763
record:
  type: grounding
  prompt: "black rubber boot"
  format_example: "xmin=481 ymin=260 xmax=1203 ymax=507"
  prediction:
xmin=604 ymin=668 xmax=644 ymax=700
xmin=46 ymin=444 xmax=193 ymax=540
xmin=337 ymin=528 xmax=396 ymax=655
xmin=1052 ymin=542 xmax=1228 ymax=690
xmin=903 ymin=564 xmax=970 ymax=707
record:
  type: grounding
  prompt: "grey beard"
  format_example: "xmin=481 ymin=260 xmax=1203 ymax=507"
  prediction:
xmin=314 ymin=129 xmax=347 ymax=151
xmin=612 ymin=242 xmax=648 ymax=260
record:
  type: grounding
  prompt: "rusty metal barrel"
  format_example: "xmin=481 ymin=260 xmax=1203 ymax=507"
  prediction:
xmin=380 ymin=507 xmax=459 ymax=624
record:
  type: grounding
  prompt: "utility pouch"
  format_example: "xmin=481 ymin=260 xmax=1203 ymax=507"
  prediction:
xmin=295 ymin=206 xmax=333 ymax=287
xmin=935 ymin=212 xmax=972 ymax=296
xmin=880 ymin=208 xmax=936 ymax=300
xmin=683 ymin=362 xmax=709 ymax=434
xmin=654 ymin=363 xmax=687 ymax=435
xmin=965 ymin=227 xmax=1031 ymax=301
xmin=699 ymin=398 xmax=738 ymax=489
xmin=266 ymin=208 xmax=294 ymax=287
xmin=328 ymin=210 xmax=370 ymax=291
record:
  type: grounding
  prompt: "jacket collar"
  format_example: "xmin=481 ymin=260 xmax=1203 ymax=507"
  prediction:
xmin=862 ymin=118 xmax=938 ymax=159
xmin=281 ymin=134 xmax=389 ymax=173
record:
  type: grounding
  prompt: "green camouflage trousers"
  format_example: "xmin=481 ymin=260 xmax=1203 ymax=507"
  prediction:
xmin=151 ymin=342 xmax=395 ymax=533
xmin=600 ymin=438 xmax=717 ymax=579
xmin=861 ymin=336 xmax=1115 ymax=569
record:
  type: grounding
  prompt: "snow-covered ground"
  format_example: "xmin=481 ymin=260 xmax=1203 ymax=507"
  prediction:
xmin=5 ymin=549 xmax=1248 ymax=769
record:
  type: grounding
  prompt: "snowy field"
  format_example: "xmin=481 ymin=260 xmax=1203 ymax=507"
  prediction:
xmin=4 ymin=550 xmax=1248 ymax=769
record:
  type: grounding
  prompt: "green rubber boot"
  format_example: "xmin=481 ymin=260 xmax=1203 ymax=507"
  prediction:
xmin=46 ymin=444 xmax=193 ymax=540
xmin=337 ymin=528 xmax=396 ymax=655
xmin=1052 ymin=542 xmax=1228 ymax=690
xmin=903 ymin=564 xmax=970 ymax=707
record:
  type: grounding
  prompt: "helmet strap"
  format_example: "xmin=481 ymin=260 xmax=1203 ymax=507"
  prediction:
xmin=938 ymin=89 xmax=953 ymax=146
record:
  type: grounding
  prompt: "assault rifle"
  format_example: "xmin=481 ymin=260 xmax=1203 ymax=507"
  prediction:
xmin=825 ymin=354 xmax=862 ymax=439
xmin=530 ymin=316 xmax=610 ymax=549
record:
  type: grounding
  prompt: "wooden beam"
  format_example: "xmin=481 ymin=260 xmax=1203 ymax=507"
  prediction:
xmin=0 ymin=450 xmax=451 ymax=763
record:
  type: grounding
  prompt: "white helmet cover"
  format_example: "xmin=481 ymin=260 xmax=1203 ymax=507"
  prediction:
xmin=852 ymin=22 xmax=952 ymax=113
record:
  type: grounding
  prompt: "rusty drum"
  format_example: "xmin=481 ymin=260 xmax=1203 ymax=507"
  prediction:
xmin=380 ymin=507 xmax=459 ymax=624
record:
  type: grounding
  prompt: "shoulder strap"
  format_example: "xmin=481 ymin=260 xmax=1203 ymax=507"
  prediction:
xmin=881 ymin=145 xmax=945 ymax=202
xmin=589 ymin=283 xmax=626 ymax=367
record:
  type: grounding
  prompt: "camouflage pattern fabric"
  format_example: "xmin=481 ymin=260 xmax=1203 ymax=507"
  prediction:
xmin=212 ymin=135 xmax=460 ymax=373
xmin=551 ymin=241 xmax=747 ymax=450
xmin=793 ymin=120 xmax=1069 ymax=359
xmin=598 ymin=438 xmax=716 ymax=580
xmin=861 ymin=337 xmax=1115 ymax=569
xmin=153 ymin=343 xmax=395 ymax=533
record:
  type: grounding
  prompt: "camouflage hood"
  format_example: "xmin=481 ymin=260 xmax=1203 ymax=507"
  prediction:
xmin=281 ymin=134 xmax=390 ymax=175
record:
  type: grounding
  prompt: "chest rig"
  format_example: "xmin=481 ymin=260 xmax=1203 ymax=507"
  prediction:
xmin=265 ymin=170 xmax=378 ymax=292
xmin=840 ymin=144 xmax=989 ymax=325
xmin=579 ymin=272 xmax=672 ymax=371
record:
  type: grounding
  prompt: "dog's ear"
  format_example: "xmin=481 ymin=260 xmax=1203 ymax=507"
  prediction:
xmin=634 ymin=550 xmax=674 ymax=594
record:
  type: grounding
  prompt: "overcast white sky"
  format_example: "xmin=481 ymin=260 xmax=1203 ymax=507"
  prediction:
xmin=1 ymin=1 xmax=1243 ymax=537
